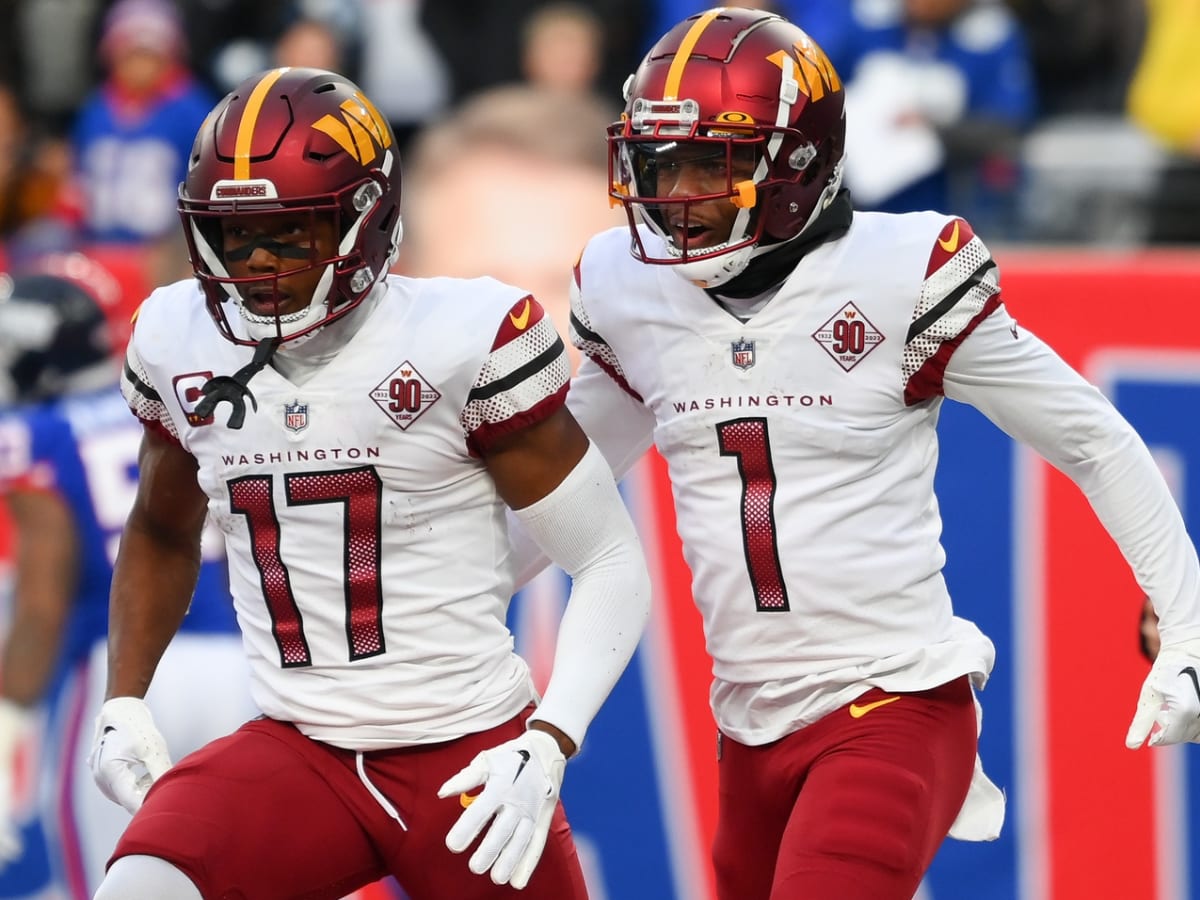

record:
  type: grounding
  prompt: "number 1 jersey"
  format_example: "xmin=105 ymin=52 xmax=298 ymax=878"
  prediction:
xmin=569 ymin=213 xmax=1010 ymax=745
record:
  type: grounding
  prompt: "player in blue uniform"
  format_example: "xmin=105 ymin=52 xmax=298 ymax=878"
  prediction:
xmin=0 ymin=259 xmax=256 ymax=900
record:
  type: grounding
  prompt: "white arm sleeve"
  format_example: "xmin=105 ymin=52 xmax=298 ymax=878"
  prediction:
xmin=516 ymin=441 xmax=652 ymax=749
xmin=507 ymin=355 xmax=656 ymax=587
xmin=945 ymin=306 xmax=1200 ymax=643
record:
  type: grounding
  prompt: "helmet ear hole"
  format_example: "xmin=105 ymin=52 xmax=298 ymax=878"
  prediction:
xmin=789 ymin=143 xmax=818 ymax=174
xmin=376 ymin=204 xmax=401 ymax=245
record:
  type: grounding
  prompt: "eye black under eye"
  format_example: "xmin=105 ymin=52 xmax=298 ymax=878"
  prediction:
xmin=224 ymin=236 xmax=313 ymax=262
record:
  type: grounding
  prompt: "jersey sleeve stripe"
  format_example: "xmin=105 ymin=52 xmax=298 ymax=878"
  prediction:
xmin=461 ymin=310 xmax=571 ymax=455
xmin=902 ymin=226 xmax=1003 ymax=405
xmin=569 ymin=308 xmax=604 ymax=346
xmin=465 ymin=386 xmax=569 ymax=457
xmin=120 ymin=344 xmax=181 ymax=442
xmin=569 ymin=311 xmax=644 ymax=402
xmin=121 ymin=358 xmax=161 ymax=402
xmin=467 ymin=337 xmax=566 ymax=403
xmin=903 ymin=292 xmax=1002 ymax=405
xmin=906 ymin=258 xmax=997 ymax=344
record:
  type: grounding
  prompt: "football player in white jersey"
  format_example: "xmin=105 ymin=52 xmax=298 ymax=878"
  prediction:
xmin=86 ymin=68 xmax=651 ymax=900
xmin=511 ymin=8 xmax=1200 ymax=900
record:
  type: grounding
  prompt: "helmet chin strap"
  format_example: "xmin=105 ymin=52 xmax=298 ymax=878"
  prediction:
xmin=194 ymin=337 xmax=282 ymax=429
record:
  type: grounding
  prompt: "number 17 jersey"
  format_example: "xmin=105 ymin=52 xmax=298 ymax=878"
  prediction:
xmin=122 ymin=274 xmax=569 ymax=750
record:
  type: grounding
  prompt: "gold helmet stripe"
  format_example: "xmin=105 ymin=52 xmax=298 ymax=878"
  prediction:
xmin=312 ymin=93 xmax=394 ymax=164
xmin=353 ymin=93 xmax=393 ymax=149
xmin=234 ymin=67 xmax=289 ymax=181
xmin=664 ymin=8 xmax=723 ymax=101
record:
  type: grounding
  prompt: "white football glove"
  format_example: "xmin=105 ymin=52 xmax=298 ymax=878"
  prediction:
xmin=1126 ymin=639 xmax=1200 ymax=749
xmin=88 ymin=697 xmax=172 ymax=814
xmin=0 ymin=700 xmax=31 ymax=869
xmin=437 ymin=729 xmax=566 ymax=890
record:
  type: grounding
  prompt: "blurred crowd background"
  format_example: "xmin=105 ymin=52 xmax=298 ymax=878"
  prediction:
xmin=0 ymin=3 xmax=1198 ymax=899
xmin=0 ymin=0 xmax=1196 ymax=339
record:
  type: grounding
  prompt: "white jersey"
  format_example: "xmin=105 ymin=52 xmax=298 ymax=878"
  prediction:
xmin=121 ymin=274 xmax=570 ymax=749
xmin=569 ymin=213 xmax=1200 ymax=746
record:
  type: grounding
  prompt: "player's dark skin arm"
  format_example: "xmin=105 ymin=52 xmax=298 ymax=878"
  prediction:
xmin=482 ymin=404 xmax=591 ymax=760
xmin=0 ymin=490 xmax=78 ymax=705
xmin=1140 ymin=596 xmax=1161 ymax=662
xmin=105 ymin=426 xmax=207 ymax=700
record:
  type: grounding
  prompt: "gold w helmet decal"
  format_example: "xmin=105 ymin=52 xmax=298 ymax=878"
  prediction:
xmin=766 ymin=38 xmax=842 ymax=102
xmin=312 ymin=92 xmax=393 ymax=165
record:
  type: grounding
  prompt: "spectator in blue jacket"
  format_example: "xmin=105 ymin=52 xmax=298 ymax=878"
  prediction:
xmin=68 ymin=0 xmax=215 ymax=247
xmin=789 ymin=0 xmax=1036 ymax=229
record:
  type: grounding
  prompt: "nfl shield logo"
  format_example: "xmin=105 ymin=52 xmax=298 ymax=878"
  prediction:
xmin=284 ymin=400 xmax=309 ymax=433
xmin=731 ymin=338 xmax=756 ymax=371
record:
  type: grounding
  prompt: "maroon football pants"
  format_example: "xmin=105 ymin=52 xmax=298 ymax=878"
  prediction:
xmin=109 ymin=708 xmax=587 ymax=900
xmin=712 ymin=676 xmax=978 ymax=900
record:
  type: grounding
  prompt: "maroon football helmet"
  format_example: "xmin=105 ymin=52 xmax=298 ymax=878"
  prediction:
xmin=609 ymin=8 xmax=846 ymax=287
xmin=179 ymin=67 xmax=404 ymax=346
